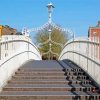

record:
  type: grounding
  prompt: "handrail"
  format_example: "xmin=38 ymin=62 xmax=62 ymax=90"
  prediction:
xmin=63 ymin=38 xmax=100 ymax=50
xmin=60 ymin=37 xmax=100 ymax=61
xmin=0 ymin=35 xmax=41 ymax=60
xmin=0 ymin=39 xmax=40 ymax=53
xmin=0 ymin=51 xmax=41 ymax=67
xmin=59 ymin=50 xmax=100 ymax=66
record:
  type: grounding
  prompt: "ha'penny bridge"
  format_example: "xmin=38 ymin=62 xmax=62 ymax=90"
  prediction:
xmin=0 ymin=3 xmax=100 ymax=100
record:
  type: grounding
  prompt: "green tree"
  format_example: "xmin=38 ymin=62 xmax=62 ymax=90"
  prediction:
xmin=35 ymin=27 xmax=68 ymax=59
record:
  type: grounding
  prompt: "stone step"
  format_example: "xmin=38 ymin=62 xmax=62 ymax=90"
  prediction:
xmin=12 ymin=76 xmax=66 ymax=80
xmin=8 ymin=80 xmax=69 ymax=85
xmin=66 ymin=75 xmax=88 ymax=80
xmin=12 ymin=75 xmax=88 ymax=80
xmin=3 ymin=87 xmax=79 ymax=92
xmin=8 ymin=80 xmax=91 ymax=85
xmin=6 ymin=83 xmax=95 ymax=88
xmin=18 ymin=70 xmax=65 ymax=74
xmin=10 ymin=78 xmax=91 ymax=83
xmin=65 ymin=71 xmax=85 ymax=76
xmin=68 ymin=68 xmax=82 ymax=72
xmin=15 ymin=71 xmax=65 ymax=76
xmin=10 ymin=78 xmax=67 ymax=82
xmin=15 ymin=71 xmax=85 ymax=76
xmin=6 ymin=84 xmax=68 ymax=87
xmin=18 ymin=68 xmax=63 ymax=72
xmin=26 ymin=68 xmax=82 ymax=72
xmin=3 ymin=84 xmax=95 ymax=92
xmin=0 ymin=91 xmax=99 ymax=100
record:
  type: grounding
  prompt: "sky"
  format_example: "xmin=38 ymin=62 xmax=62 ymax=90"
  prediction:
xmin=0 ymin=0 xmax=100 ymax=39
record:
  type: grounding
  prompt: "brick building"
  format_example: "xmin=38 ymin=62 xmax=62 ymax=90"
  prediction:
xmin=88 ymin=21 xmax=100 ymax=41
xmin=0 ymin=25 xmax=17 ymax=37
xmin=88 ymin=21 xmax=100 ymax=60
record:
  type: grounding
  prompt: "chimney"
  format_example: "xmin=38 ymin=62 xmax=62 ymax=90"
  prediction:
xmin=98 ymin=21 xmax=100 ymax=26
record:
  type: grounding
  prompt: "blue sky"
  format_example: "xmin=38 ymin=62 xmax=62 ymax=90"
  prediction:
xmin=0 ymin=0 xmax=100 ymax=39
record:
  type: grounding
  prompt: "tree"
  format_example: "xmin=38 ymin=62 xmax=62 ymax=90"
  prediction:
xmin=34 ymin=27 xmax=68 ymax=59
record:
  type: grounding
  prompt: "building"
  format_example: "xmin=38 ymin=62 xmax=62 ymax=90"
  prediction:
xmin=88 ymin=21 xmax=100 ymax=41
xmin=0 ymin=25 xmax=17 ymax=37
xmin=88 ymin=21 xmax=100 ymax=60
xmin=0 ymin=25 xmax=3 ymax=37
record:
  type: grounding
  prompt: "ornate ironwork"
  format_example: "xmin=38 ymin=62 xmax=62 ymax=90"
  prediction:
xmin=22 ymin=3 xmax=74 ymax=59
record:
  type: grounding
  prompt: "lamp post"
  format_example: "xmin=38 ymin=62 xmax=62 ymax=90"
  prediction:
xmin=49 ymin=43 xmax=52 ymax=60
xmin=47 ymin=3 xmax=54 ymax=59
xmin=47 ymin=2 xmax=54 ymax=24
xmin=72 ymin=32 xmax=75 ymax=62
xmin=48 ymin=29 xmax=52 ymax=41
xmin=48 ymin=29 xmax=52 ymax=60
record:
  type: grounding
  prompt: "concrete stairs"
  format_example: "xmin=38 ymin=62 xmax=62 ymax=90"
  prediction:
xmin=0 ymin=60 xmax=100 ymax=100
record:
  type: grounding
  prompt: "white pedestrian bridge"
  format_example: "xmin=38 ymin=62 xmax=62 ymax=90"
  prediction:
xmin=0 ymin=35 xmax=100 ymax=93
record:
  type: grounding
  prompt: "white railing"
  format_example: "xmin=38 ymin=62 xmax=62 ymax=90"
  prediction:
xmin=0 ymin=35 xmax=41 ymax=60
xmin=59 ymin=37 xmax=100 ymax=86
xmin=0 ymin=35 xmax=41 ymax=91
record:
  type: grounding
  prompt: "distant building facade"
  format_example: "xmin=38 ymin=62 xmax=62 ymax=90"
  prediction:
xmin=88 ymin=21 xmax=100 ymax=60
xmin=0 ymin=25 xmax=17 ymax=37
xmin=88 ymin=21 xmax=100 ymax=41
xmin=0 ymin=25 xmax=3 ymax=37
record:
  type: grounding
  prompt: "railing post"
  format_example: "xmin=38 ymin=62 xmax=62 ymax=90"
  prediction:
xmin=27 ymin=37 xmax=29 ymax=60
xmin=72 ymin=40 xmax=74 ymax=62
xmin=87 ymin=38 xmax=89 ymax=71
xmin=97 ymin=37 xmax=99 ymax=60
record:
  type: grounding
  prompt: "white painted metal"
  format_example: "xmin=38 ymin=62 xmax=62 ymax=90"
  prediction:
xmin=59 ymin=37 xmax=100 ymax=86
xmin=0 ymin=35 xmax=41 ymax=91
xmin=47 ymin=2 xmax=54 ymax=24
xmin=22 ymin=3 xmax=74 ymax=58
xmin=0 ymin=35 xmax=41 ymax=60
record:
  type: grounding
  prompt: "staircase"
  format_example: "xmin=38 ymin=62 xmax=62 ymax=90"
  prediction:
xmin=0 ymin=60 xmax=100 ymax=100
